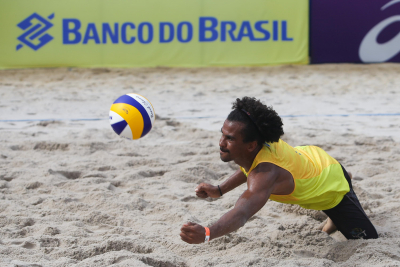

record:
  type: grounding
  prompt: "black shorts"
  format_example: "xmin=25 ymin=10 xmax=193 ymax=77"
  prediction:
xmin=322 ymin=165 xmax=378 ymax=239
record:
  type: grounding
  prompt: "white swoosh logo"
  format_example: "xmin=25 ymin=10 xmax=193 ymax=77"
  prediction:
xmin=382 ymin=0 xmax=400 ymax=10
xmin=359 ymin=1 xmax=400 ymax=63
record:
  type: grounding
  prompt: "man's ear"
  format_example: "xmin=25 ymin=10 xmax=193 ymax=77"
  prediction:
xmin=247 ymin=140 xmax=259 ymax=153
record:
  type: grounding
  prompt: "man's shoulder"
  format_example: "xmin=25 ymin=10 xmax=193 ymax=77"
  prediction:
xmin=253 ymin=161 xmax=275 ymax=171
xmin=249 ymin=162 xmax=280 ymax=179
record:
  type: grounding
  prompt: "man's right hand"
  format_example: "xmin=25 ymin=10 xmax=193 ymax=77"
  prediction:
xmin=195 ymin=183 xmax=221 ymax=198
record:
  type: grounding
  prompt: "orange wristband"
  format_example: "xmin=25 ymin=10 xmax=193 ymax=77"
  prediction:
xmin=204 ymin=227 xmax=210 ymax=242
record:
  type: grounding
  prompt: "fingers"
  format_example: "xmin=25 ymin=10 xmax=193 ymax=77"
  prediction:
xmin=179 ymin=226 xmax=204 ymax=244
xmin=195 ymin=183 xmax=221 ymax=199
xmin=180 ymin=231 xmax=201 ymax=244
xmin=180 ymin=231 xmax=192 ymax=243
xmin=181 ymin=221 xmax=196 ymax=231
xmin=180 ymin=222 xmax=199 ymax=244
xmin=180 ymin=223 xmax=192 ymax=234
xmin=195 ymin=183 xmax=205 ymax=193
xmin=195 ymin=184 xmax=209 ymax=198
xmin=196 ymin=191 xmax=208 ymax=198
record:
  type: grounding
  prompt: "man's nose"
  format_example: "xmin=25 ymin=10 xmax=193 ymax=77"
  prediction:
xmin=219 ymin=136 xmax=226 ymax=147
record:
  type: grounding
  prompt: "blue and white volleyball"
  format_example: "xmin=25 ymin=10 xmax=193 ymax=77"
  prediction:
xmin=109 ymin=94 xmax=155 ymax=140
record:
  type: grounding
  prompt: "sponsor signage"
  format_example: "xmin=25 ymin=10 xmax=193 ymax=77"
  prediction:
xmin=311 ymin=0 xmax=400 ymax=63
xmin=0 ymin=0 xmax=308 ymax=68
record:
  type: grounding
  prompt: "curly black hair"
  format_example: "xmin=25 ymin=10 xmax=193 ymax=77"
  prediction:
xmin=227 ymin=97 xmax=284 ymax=145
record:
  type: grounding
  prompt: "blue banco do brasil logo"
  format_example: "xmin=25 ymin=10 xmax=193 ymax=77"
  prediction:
xmin=62 ymin=18 xmax=294 ymax=44
xmin=16 ymin=13 xmax=294 ymax=49
xmin=17 ymin=13 xmax=54 ymax=51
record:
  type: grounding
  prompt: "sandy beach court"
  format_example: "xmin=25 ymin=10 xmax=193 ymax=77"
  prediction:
xmin=0 ymin=64 xmax=400 ymax=266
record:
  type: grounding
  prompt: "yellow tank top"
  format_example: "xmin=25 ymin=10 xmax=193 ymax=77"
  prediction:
xmin=240 ymin=139 xmax=350 ymax=210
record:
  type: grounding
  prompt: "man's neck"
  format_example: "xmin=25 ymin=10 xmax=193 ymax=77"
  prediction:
xmin=236 ymin=145 xmax=263 ymax=172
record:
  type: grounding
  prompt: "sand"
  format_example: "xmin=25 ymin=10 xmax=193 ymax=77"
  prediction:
xmin=0 ymin=64 xmax=400 ymax=266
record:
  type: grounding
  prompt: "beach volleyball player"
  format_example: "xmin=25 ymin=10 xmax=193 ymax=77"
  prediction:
xmin=180 ymin=97 xmax=378 ymax=244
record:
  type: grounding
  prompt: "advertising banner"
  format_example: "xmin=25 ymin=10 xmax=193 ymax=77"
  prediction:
xmin=311 ymin=0 xmax=400 ymax=63
xmin=0 ymin=0 xmax=308 ymax=69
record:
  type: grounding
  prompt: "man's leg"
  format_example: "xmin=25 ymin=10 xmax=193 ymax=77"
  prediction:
xmin=321 ymin=217 xmax=337 ymax=234
xmin=323 ymin=168 xmax=378 ymax=239
xmin=319 ymin=171 xmax=353 ymax=235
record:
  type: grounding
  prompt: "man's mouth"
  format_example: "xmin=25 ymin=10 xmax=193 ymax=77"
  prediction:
xmin=220 ymin=147 xmax=229 ymax=153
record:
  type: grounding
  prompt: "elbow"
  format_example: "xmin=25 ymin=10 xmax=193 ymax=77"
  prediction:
xmin=239 ymin=217 xmax=247 ymax=228
xmin=237 ymin=211 xmax=250 ymax=228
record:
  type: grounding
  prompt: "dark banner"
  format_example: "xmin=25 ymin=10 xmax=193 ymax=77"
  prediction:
xmin=311 ymin=0 xmax=400 ymax=63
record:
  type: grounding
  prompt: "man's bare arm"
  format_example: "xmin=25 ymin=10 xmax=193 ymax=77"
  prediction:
xmin=181 ymin=164 xmax=278 ymax=243
xmin=195 ymin=169 xmax=247 ymax=198
xmin=208 ymin=168 xmax=276 ymax=240
xmin=219 ymin=169 xmax=247 ymax=195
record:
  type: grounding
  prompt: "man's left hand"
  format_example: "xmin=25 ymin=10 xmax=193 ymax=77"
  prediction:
xmin=180 ymin=222 xmax=207 ymax=244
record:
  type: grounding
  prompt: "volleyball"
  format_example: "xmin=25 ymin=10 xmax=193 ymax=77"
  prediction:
xmin=109 ymin=93 xmax=155 ymax=140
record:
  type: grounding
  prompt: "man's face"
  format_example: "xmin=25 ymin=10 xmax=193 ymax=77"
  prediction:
xmin=219 ymin=120 xmax=248 ymax=162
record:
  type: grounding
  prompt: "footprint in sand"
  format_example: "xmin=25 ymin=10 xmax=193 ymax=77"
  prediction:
xmin=180 ymin=196 xmax=198 ymax=202
xmin=22 ymin=241 xmax=37 ymax=249
xmin=138 ymin=170 xmax=167 ymax=178
xmin=39 ymin=237 xmax=60 ymax=248
xmin=25 ymin=181 xmax=42 ymax=189
xmin=293 ymin=250 xmax=315 ymax=258
xmin=33 ymin=142 xmax=69 ymax=151
xmin=48 ymin=169 xmax=81 ymax=180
